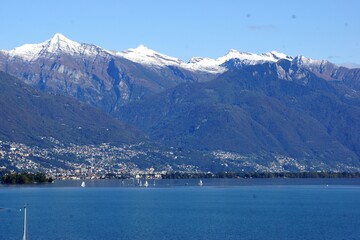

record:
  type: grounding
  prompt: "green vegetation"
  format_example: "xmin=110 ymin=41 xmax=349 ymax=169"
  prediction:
xmin=1 ymin=172 xmax=53 ymax=184
xmin=0 ymin=71 xmax=144 ymax=147
xmin=162 ymin=171 xmax=360 ymax=179
xmin=119 ymin=67 xmax=360 ymax=167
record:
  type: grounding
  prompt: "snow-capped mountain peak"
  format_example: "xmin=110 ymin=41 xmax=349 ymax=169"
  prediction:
xmin=217 ymin=50 xmax=292 ymax=64
xmin=183 ymin=50 xmax=293 ymax=74
xmin=46 ymin=33 xmax=82 ymax=54
xmin=217 ymin=50 xmax=254 ymax=63
xmin=116 ymin=44 xmax=183 ymax=67
xmin=50 ymin=33 xmax=71 ymax=43
xmin=293 ymin=55 xmax=328 ymax=66
xmin=7 ymin=33 xmax=109 ymax=61
xmin=133 ymin=44 xmax=154 ymax=52
xmin=2 ymin=33 xmax=332 ymax=75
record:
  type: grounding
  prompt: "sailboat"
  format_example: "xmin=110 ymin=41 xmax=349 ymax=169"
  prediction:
xmin=144 ymin=181 xmax=149 ymax=187
xmin=81 ymin=181 xmax=86 ymax=187
xmin=139 ymin=180 xmax=142 ymax=187
xmin=198 ymin=179 xmax=203 ymax=186
xmin=153 ymin=180 xmax=156 ymax=187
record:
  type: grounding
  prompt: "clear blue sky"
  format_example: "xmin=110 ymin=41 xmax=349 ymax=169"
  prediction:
xmin=1 ymin=0 xmax=359 ymax=65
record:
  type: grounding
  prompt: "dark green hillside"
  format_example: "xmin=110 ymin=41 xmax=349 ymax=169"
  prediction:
xmin=119 ymin=64 xmax=360 ymax=167
xmin=0 ymin=71 xmax=144 ymax=146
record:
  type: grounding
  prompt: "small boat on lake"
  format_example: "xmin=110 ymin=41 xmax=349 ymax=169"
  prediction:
xmin=81 ymin=181 xmax=85 ymax=187
xmin=144 ymin=181 xmax=149 ymax=187
xmin=198 ymin=179 xmax=203 ymax=186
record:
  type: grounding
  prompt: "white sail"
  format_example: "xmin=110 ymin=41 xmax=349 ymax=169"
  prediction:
xmin=81 ymin=181 xmax=85 ymax=187
xmin=198 ymin=180 xmax=203 ymax=186
xmin=144 ymin=181 xmax=149 ymax=187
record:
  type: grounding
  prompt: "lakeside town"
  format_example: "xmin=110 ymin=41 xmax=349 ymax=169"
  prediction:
xmin=0 ymin=139 xmax=176 ymax=180
xmin=2 ymin=138 xmax=360 ymax=181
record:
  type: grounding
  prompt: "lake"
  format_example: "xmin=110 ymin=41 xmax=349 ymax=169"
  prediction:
xmin=1 ymin=178 xmax=360 ymax=240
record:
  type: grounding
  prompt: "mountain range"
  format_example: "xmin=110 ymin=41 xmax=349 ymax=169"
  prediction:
xmin=1 ymin=33 xmax=360 ymax=172
xmin=1 ymin=33 xmax=336 ymax=113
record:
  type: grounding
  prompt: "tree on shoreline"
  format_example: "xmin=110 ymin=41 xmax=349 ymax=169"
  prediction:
xmin=1 ymin=172 xmax=53 ymax=184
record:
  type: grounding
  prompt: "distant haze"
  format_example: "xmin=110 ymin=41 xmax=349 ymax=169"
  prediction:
xmin=338 ymin=62 xmax=360 ymax=69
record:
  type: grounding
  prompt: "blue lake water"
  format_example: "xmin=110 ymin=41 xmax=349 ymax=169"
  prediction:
xmin=1 ymin=178 xmax=360 ymax=240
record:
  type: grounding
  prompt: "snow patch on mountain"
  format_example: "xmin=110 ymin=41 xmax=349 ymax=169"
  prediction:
xmin=6 ymin=33 xmax=111 ymax=61
xmin=2 ymin=33 xmax=334 ymax=75
xmin=116 ymin=46 xmax=293 ymax=74
xmin=183 ymin=50 xmax=293 ymax=74
xmin=116 ymin=45 xmax=183 ymax=68
xmin=47 ymin=33 xmax=81 ymax=54
xmin=7 ymin=41 xmax=46 ymax=61
xmin=182 ymin=57 xmax=226 ymax=74
xmin=293 ymin=55 xmax=328 ymax=67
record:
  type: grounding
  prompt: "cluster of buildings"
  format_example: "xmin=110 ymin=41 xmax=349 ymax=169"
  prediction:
xmin=1 ymin=139 xmax=353 ymax=178
xmin=0 ymin=140 xmax=174 ymax=180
